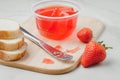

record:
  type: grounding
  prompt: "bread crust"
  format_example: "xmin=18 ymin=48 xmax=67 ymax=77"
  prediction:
xmin=0 ymin=28 xmax=20 ymax=39
xmin=0 ymin=19 xmax=20 ymax=39
xmin=0 ymin=43 xmax=27 ymax=61
xmin=0 ymin=32 xmax=24 ymax=50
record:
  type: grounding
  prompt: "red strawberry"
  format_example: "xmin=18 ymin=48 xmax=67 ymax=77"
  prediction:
xmin=81 ymin=41 xmax=112 ymax=68
xmin=77 ymin=27 xmax=92 ymax=43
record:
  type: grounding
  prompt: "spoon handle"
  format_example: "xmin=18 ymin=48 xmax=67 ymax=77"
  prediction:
xmin=20 ymin=27 xmax=73 ymax=61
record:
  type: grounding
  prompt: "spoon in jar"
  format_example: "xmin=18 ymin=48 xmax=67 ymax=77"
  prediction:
xmin=20 ymin=27 xmax=73 ymax=61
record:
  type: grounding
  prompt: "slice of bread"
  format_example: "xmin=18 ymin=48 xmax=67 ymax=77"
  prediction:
xmin=0 ymin=42 xmax=27 ymax=61
xmin=0 ymin=19 xmax=20 ymax=39
xmin=0 ymin=32 xmax=24 ymax=50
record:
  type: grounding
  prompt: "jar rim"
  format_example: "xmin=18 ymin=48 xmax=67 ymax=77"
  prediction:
xmin=32 ymin=0 xmax=80 ymax=19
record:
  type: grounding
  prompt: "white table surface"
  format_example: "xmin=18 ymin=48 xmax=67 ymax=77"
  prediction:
xmin=0 ymin=0 xmax=120 ymax=80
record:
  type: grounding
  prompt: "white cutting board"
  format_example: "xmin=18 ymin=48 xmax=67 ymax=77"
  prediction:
xmin=0 ymin=16 xmax=104 ymax=74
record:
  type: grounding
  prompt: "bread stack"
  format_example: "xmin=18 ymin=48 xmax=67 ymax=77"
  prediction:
xmin=0 ymin=19 xmax=27 ymax=61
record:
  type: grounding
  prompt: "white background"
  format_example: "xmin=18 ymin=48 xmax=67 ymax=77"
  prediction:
xmin=0 ymin=0 xmax=120 ymax=80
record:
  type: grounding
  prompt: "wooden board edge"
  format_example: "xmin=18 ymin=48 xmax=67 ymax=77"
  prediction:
xmin=0 ymin=59 xmax=79 ymax=74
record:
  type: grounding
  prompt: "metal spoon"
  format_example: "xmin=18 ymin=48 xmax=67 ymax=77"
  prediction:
xmin=20 ymin=27 xmax=73 ymax=61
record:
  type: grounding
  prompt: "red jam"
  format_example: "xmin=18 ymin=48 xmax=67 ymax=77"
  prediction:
xmin=35 ymin=5 xmax=78 ymax=40
xmin=42 ymin=58 xmax=54 ymax=64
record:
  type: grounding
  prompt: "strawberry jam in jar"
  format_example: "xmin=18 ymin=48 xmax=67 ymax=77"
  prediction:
xmin=32 ymin=0 xmax=79 ymax=40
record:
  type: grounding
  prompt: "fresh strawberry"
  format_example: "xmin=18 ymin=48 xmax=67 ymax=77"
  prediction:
xmin=81 ymin=41 xmax=112 ymax=68
xmin=77 ymin=27 xmax=92 ymax=43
